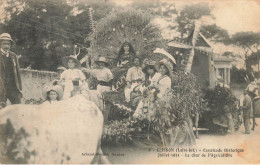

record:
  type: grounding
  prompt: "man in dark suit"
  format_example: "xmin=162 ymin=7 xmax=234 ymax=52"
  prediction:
xmin=0 ymin=33 xmax=22 ymax=109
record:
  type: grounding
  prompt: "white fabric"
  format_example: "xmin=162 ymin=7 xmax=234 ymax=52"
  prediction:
xmin=84 ymin=67 xmax=113 ymax=93
xmin=60 ymin=69 xmax=86 ymax=99
xmin=85 ymin=68 xmax=113 ymax=82
xmin=239 ymin=95 xmax=244 ymax=107
xmin=156 ymin=75 xmax=171 ymax=98
xmin=97 ymin=85 xmax=111 ymax=93
xmin=125 ymin=66 xmax=145 ymax=82
xmin=148 ymin=72 xmax=161 ymax=87
xmin=124 ymin=82 xmax=139 ymax=102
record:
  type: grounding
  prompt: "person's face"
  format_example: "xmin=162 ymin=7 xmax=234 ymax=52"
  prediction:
xmin=68 ymin=59 xmax=76 ymax=68
xmin=0 ymin=40 xmax=11 ymax=52
xmin=49 ymin=90 xmax=58 ymax=101
xmin=123 ymin=44 xmax=129 ymax=52
xmin=98 ymin=62 xmax=106 ymax=69
xmin=133 ymin=58 xmax=140 ymax=66
xmin=159 ymin=64 xmax=168 ymax=75
xmin=147 ymin=67 xmax=155 ymax=76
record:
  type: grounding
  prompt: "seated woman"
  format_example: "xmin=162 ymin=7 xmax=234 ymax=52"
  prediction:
xmin=142 ymin=59 xmax=161 ymax=87
xmin=117 ymin=42 xmax=136 ymax=68
xmin=154 ymin=59 xmax=173 ymax=98
xmin=42 ymin=85 xmax=63 ymax=105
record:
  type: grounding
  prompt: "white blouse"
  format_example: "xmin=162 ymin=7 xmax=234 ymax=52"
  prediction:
xmin=156 ymin=75 xmax=171 ymax=98
xmin=149 ymin=72 xmax=161 ymax=87
xmin=85 ymin=68 xmax=113 ymax=82
xmin=60 ymin=69 xmax=86 ymax=81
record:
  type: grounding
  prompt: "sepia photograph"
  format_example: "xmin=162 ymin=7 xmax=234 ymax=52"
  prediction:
xmin=0 ymin=0 xmax=260 ymax=164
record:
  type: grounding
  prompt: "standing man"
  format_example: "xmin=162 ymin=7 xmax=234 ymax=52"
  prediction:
xmin=0 ymin=33 xmax=22 ymax=109
xmin=242 ymin=90 xmax=252 ymax=134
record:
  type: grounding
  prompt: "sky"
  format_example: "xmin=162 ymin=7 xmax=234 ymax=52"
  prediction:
xmin=111 ymin=0 xmax=260 ymax=35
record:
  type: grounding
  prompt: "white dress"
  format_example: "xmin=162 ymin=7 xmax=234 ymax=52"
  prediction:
xmin=124 ymin=66 xmax=145 ymax=102
xmin=156 ymin=75 xmax=171 ymax=98
xmin=148 ymin=72 xmax=161 ymax=87
xmin=60 ymin=69 xmax=86 ymax=99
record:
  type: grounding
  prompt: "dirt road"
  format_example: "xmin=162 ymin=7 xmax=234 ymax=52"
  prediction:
xmin=102 ymin=119 xmax=260 ymax=164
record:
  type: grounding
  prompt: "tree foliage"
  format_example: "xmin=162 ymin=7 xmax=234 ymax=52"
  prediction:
xmin=1 ymin=0 xmax=114 ymax=71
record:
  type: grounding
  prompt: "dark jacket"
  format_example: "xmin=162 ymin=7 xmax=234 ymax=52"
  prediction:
xmin=0 ymin=51 xmax=22 ymax=94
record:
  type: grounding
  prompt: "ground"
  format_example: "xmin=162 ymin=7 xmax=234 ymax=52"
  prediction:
xmin=102 ymin=118 xmax=260 ymax=164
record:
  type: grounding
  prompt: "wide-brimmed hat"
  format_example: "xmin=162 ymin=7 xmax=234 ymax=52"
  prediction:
xmin=62 ymin=55 xmax=81 ymax=69
xmin=155 ymin=58 xmax=174 ymax=77
xmin=0 ymin=33 xmax=14 ymax=43
xmin=142 ymin=59 xmax=157 ymax=74
xmin=42 ymin=85 xmax=63 ymax=100
xmin=95 ymin=56 xmax=109 ymax=66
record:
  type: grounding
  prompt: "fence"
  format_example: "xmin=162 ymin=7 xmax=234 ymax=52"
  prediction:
xmin=20 ymin=69 xmax=58 ymax=100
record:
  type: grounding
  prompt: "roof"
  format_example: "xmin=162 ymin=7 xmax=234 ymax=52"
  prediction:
xmin=213 ymin=58 xmax=233 ymax=62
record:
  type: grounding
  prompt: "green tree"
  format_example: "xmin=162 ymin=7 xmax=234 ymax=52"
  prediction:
xmin=230 ymin=32 xmax=260 ymax=73
xmin=1 ymin=0 xmax=115 ymax=70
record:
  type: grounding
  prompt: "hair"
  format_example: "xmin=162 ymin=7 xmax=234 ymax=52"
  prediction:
xmin=46 ymin=90 xmax=59 ymax=103
xmin=118 ymin=42 xmax=136 ymax=56
xmin=145 ymin=65 xmax=156 ymax=74
xmin=132 ymin=56 xmax=141 ymax=63
xmin=96 ymin=61 xmax=109 ymax=67
xmin=117 ymin=42 xmax=136 ymax=65
xmin=160 ymin=64 xmax=170 ymax=76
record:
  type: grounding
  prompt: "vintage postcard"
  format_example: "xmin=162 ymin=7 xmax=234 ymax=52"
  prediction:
xmin=0 ymin=0 xmax=260 ymax=164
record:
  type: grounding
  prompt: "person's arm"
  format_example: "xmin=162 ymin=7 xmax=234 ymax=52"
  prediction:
xmin=81 ymin=68 xmax=97 ymax=78
xmin=79 ymin=70 xmax=86 ymax=81
xmin=107 ymin=69 xmax=114 ymax=81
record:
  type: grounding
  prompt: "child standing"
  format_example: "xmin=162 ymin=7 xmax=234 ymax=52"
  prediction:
xmin=60 ymin=55 xmax=86 ymax=99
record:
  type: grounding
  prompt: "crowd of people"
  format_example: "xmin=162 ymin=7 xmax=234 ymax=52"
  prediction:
xmin=0 ymin=33 xmax=174 ymax=122
xmin=1 ymin=32 xmax=258 ymax=142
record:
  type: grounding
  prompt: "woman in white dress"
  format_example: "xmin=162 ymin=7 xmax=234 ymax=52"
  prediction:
xmin=60 ymin=55 xmax=87 ymax=99
xmin=154 ymin=58 xmax=173 ymax=98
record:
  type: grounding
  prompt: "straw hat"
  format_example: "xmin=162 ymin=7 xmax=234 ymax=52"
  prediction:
xmin=42 ymin=85 xmax=63 ymax=100
xmin=142 ymin=59 xmax=157 ymax=74
xmin=155 ymin=58 xmax=174 ymax=77
xmin=62 ymin=55 xmax=81 ymax=69
xmin=95 ymin=56 xmax=109 ymax=66
xmin=0 ymin=33 xmax=14 ymax=43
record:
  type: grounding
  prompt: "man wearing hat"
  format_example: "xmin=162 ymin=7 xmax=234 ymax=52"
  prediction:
xmin=81 ymin=56 xmax=113 ymax=93
xmin=0 ymin=33 xmax=22 ymax=109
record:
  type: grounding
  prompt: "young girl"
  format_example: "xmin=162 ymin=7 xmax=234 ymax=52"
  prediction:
xmin=42 ymin=85 xmax=63 ymax=105
xmin=60 ymin=55 xmax=86 ymax=99
xmin=142 ymin=59 xmax=161 ymax=87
